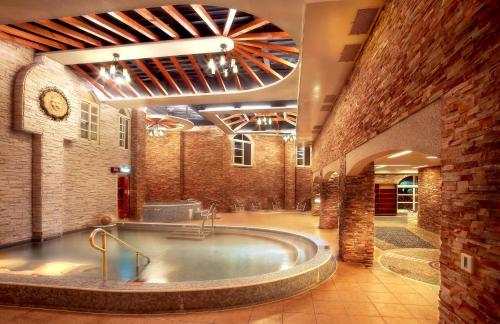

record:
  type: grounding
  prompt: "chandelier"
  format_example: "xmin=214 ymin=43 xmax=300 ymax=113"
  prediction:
xmin=208 ymin=44 xmax=238 ymax=78
xmin=148 ymin=124 xmax=166 ymax=137
xmin=99 ymin=53 xmax=131 ymax=85
xmin=257 ymin=116 xmax=273 ymax=126
xmin=283 ymin=133 xmax=296 ymax=143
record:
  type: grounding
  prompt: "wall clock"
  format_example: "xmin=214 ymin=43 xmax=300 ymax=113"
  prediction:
xmin=39 ymin=88 xmax=70 ymax=121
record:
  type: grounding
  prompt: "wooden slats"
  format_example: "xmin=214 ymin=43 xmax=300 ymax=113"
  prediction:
xmin=237 ymin=44 xmax=296 ymax=68
xmin=191 ymin=5 xmax=221 ymax=36
xmin=222 ymin=8 xmax=237 ymax=36
xmin=233 ymin=32 xmax=290 ymax=41
xmin=108 ymin=12 xmax=159 ymax=41
xmin=134 ymin=60 xmax=168 ymax=95
xmin=119 ymin=61 xmax=154 ymax=96
xmin=222 ymin=113 xmax=243 ymax=121
xmin=233 ymin=73 xmax=242 ymax=90
xmin=170 ymin=57 xmax=197 ymax=94
xmin=229 ymin=18 xmax=269 ymax=38
xmin=70 ymin=65 xmax=113 ymax=98
xmin=135 ymin=8 xmax=179 ymax=39
xmin=162 ymin=5 xmax=200 ymax=37
xmin=234 ymin=40 xmax=299 ymax=54
xmin=233 ymin=119 xmax=249 ymax=131
xmin=14 ymin=22 xmax=85 ymax=48
xmin=233 ymin=52 xmax=264 ymax=87
xmin=235 ymin=46 xmax=283 ymax=80
xmin=151 ymin=58 xmax=182 ymax=94
xmin=83 ymin=14 xmax=139 ymax=43
xmin=59 ymin=17 xmax=121 ymax=44
xmin=0 ymin=25 xmax=67 ymax=49
xmin=188 ymin=55 xmax=211 ymax=93
xmin=215 ymin=69 xmax=227 ymax=92
xmin=0 ymin=31 xmax=50 ymax=51
xmin=85 ymin=64 xmax=129 ymax=98
xmin=37 ymin=20 xmax=102 ymax=46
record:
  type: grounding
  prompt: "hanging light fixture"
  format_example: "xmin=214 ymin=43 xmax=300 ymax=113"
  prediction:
xmin=99 ymin=53 xmax=131 ymax=85
xmin=208 ymin=44 xmax=238 ymax=78
xmin=147 ymin=124 xmax=167 ymax=137
xmin=283 ymin=133 xmax=296 ymax=143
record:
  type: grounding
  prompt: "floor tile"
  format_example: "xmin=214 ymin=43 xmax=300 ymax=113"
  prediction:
xmin=348 ymin=315 xmax=385 ymax=323
xmin=396 ymin=293 xmax=433 ymax=305
xmin=405 ymin=305 xmax=439 ymax=320
xmin=343 ymin=302 xmax=380 ymax=316
xmin=373 ymin=303 xmax=414 ymax=318
xmin=316 ymin=313 xmax=350 ymax=324
xmin=313 ymin=300 xmax=345 ymax=316
xmin=283 ymin=312 xmax=316 ymax=324
xmin=366 ymin=292 xmax=400 ymax=304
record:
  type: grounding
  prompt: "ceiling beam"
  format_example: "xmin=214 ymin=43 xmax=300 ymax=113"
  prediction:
xmin=233 ymin=73 xmax=242 ymax=90
xmin=170 ymin=57 xmax=197 ymax=94
xmin=119 ymin=61 xmax=154 ymax=96
xmin=108 ymin=12 xmax=159 ymax=41
xmin=229 ymin=18 xmax=269 ymax=38
xmin=222 ymin=8 xmax=237 ymax=36
xmin=134 ymin=59 xmax=168 ymax=95
xmin=233 ymin=119 xmax=249 ymax=132
xmin=37 ymin=19 xmax=102 ymax=46
xmin=235 ymin=46 xmax=283 ymax=80
xmin=233 ymin=52 xmax=264 ymax=87
xmin=135 ymin=8 xmax=179 ymax=39
xmin=188 ymin=54 xmax=211 ymax=93
xmin=85 ymin=63 xmax=130 ymax=98
xmin=151 ymin=57 xmax=182 ymax=95
xmin=237 ymin=44 xmax=296 ymax=68
xmin=161 ymin=5 xmax=200 ymax=37
xmin=191 ymin=5 xmax=221 ymax=36
xmin=14 ymin=22 xmax=85 ymax=48
xmin=82 ymin=14 xmax=139 ymax=43
xmin=234 ymin=40 xmax=299 ymax=54
xmin=0 ymin=25 xmax=67 ymax=49
xmin=0 ymin=30 xmax=50 ymax=51
xmin=59 ymin=17 xmax=121 ymax=44
xmin=222 ymin=113 xmax=243 ymax=121
xmin=233 ymin=32 xmax=290 ymax=41
xmin=70 ymin=65 xmax=112 ymax=98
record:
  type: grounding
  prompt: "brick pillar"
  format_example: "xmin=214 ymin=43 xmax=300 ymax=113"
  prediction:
xmin=130 ymin=108 xmax=146 ymax=220
xmin=32 ymin=134 xmax=65 ymax=241
xmin=284 ymin=142 xmax=296 ymax=209
xmin=340 ymin=162 xmax=375 ymax=265
xmin=319 ymin=175 xmax=340 ymax=229
xmin=417 ymin=166 xmax=442 ymax=233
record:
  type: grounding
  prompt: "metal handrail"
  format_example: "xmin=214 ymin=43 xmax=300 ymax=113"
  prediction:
xmin=89 ymin=228 xmax=151 ymax=280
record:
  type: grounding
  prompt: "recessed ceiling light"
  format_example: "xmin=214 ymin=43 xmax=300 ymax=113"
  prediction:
xmin=204 ymin=106 xmax=234 ymax=111
xmin=412 ymin=165 xmax=429 ymax=169
xmin=240 ymin=104 xmax=272 ymax=109
xmin=426 ymin=156 xmax=438 ymax=159
xmin=388 ymin=150 xmax=412 ymax=158
xmin=374 ymin=165 xmax=386 ymax=169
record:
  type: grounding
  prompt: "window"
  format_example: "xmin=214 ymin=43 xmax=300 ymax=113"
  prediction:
xmin=233 ymin=134 xmax=252 ymax=166
xmin=397 ymin=175 xmax=418 ymax=211
xmin=297 ymin=145 xmax=311 ymax=166
xmin=119 ymin=110 xmax=130 ymax=149
xmin=80 ymin=101 xmax=99 ymax=141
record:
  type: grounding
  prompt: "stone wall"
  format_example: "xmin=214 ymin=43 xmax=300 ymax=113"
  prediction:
xmin=374 ymin=174 xmax=411 ymax=185
xmin=319 ymin=176 xmax=340 ymax=229
xmin=312 ymin=0 xmax=499 ymax=322
xmin=295 ymin=167 xmax=313 ymax=206
xmin=417 ymin=167 xmax=442 ymax=233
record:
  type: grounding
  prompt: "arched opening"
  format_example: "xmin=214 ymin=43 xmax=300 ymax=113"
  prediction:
xmin=232 ymin=134 xmax=252 ymax=166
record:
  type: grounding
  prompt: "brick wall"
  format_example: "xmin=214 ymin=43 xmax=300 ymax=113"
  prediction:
xmin=295 ymin=167 xmax=313 ymax=206
xmin=130 ymin=108 xmax=146 ymax=220
xmin=374 ymin=174 xmax=410 ymax=185
xmin=417 ymin=167 xmax=442 ymax=233
xmin=319 ymin=175 xmax=340 ymax=229
xmin=312 ymin=0 xmax=499 ymax=322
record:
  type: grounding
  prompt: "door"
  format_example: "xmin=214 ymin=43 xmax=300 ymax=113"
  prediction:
xmin=117 ymin=175 xmax=130 ymax=218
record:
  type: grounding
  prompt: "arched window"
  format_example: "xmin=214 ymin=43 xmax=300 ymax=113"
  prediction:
xmin=233 ymin=134 xmax=252 ymax=166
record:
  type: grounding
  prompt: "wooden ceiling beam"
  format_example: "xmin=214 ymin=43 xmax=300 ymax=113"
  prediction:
xmin=170 ymin=57 xmax=197 ymax=94
xmin=37 ymin=20 xmax=102 ymax=46
xmin=227 ymin=117 xmax=245 ymax=126
xmin=237 ymin=44 xmax=296 ymax=68
xmin=233 ymin=32 xmax=290 ymax=41
xmin=85 ymin=64 xmax=129 ymax=98
xmin=233 ymin=52 xmax=264 ymax=87
xmin=233 ymin=73 xmax=242 ymax=90
xmin=82 ymin=14 xmax=139 ymax=43
xmin=188 ymin=54 xmax=211 ymax=93
xmin=14 ymin=22 xmax=85 ymax=48
xmin=59 ymin=17 xmax=121 ymax=44
xmin=151 ymin=57 xmax=182 ymax=95
xmin=119 ymin=61 xmax=154 ymax=96
xmin=191 ymin=5 xmax=221 ymax=36
xmin=233 ymin=120 xmax=249 ymax=131
xmin=161 ymin=5 xmax=200 ymax=37
xmin=135 ymin=8 xmax=179 ymax=39
xmin=70 ymin=65 xmax=113 ymax=98
xmin=229 ymin=18 xmax=269 ymax=38
xmin=0 ymin=25 xmax=67 ymax=49
xmin=0 ymin=30 xmax=50 ymax=51
xmin=222 ymin=8 xmax=237 ymax=36
xmin=108 ymin=12 xmax=159 ymax=41
xmin=234 ymin=40 xmax=299 ymax=54
xmin=222 ymin=113 xmax=243 ymax=121
xmin=235 ymin=46 xmax=282 ymax=80
xmin=207 ymin=53 xmax=226 ymax=92
xmin=134 ymin=60 xmax=168 ymax=95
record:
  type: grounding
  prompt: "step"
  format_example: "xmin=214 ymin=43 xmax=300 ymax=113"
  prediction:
xmin=166 ymin=233 xmax=208 ymax=240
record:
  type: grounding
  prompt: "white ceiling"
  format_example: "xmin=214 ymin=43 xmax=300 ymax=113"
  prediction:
xmin=374 ymin=151 xmax=441 ymax=174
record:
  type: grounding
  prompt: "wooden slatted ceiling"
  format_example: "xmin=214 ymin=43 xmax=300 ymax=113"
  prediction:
xmin=0 ymin=4 xmax=298 ymax=98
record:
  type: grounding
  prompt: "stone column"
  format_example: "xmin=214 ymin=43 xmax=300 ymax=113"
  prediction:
xmin=130 ymin=108 xmax=146 ymax=220
xmin=319 ymin=174 xmax=340 ymax=229
xmin=311 ymin=178 xmax=321 ymax=216
xmin=283 ymin=141 xmax=296 ymax=209
xmin=340 ymin=162 xmax=375 ymax=265
xmin=417 ymin=166 xmax=442 ymax=233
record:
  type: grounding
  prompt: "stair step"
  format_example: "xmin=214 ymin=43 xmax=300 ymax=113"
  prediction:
xmin=167 ymin=233 xmax=207 ymax=240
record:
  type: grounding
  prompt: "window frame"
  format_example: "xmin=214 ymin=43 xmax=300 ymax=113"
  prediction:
xmin=296 ymin=145 xmax=312 ymax=167
xmin=232 ymin=134 xmax=253 ymax=167
xmin=80 ymin=100 xmax=100 ymax=142
xmin=119 ymin=111 xmax=130 ymax=149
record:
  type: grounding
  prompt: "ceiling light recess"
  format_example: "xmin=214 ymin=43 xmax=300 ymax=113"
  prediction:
xmin=387 ymin=150 xmax=412 ymax=159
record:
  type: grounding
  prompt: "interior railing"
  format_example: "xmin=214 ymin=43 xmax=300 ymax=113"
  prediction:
xmin=89 ymin=228 xmax=151 ymax=280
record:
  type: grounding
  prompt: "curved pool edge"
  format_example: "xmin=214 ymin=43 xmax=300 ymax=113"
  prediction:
xmin=0 ymin=224 xmax=336 ymax=313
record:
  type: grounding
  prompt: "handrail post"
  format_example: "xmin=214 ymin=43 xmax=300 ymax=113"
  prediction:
xmin=101 ymin=232 xmax=107 ymax=281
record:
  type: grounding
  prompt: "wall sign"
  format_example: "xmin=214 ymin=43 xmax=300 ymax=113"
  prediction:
xmin=39 ymin=87 xmax=70 ymax=121
xmin=111 ymin=166 xmax=131 ymax=174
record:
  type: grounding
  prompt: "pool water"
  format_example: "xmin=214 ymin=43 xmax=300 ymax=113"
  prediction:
xmin=0 ymin=228 xmax=315 ymax=283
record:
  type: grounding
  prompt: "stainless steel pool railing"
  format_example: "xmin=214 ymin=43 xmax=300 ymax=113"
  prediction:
xmin=89 ymin=228 xmax=151 ymax=280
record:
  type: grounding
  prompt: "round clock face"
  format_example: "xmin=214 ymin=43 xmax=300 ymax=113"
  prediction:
xmin=40 ymin=89 xmax=69 ymax=120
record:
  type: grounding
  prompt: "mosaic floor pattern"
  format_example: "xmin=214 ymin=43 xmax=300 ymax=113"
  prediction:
xmin=379 ymin=248 xmax=441 ymax=285
xmin=375 ymin=227 xmax=435 ymax=250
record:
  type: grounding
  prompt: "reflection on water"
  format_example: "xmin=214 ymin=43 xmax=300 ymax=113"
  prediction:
xmin=0 ymin=228 xmax=315 ymax=283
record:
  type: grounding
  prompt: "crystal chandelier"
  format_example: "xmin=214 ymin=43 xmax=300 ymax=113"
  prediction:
xmin=257 ymin=116 xmax=273 ymax=126
xmin=208 ymin=44 xmax=238 ymax=78
xmin=99 ymin=53 xmax=131 ymax=85
xmin=283 ymin=133 xmax=296 ymax=143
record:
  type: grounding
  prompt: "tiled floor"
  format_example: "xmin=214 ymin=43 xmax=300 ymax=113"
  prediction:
xmin=0 ymin=211 xmax=440 ymax=323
